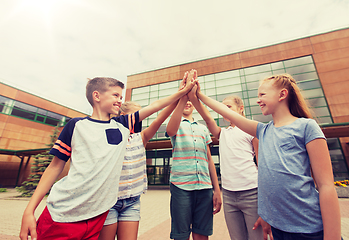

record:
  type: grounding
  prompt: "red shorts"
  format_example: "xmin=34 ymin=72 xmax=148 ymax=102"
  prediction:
xmin=36 ymin=206 xmax=108 ymax=240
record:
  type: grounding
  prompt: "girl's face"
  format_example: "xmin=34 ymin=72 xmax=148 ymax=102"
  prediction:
xmin=222 ymin=99 xmax=243 ymax=122
xmin=257 ymin=81 xmax=280 ymax=116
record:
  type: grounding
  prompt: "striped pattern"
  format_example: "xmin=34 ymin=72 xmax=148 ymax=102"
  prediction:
xmin=169 ymin=119 xmax=212 ymax=191
xmin=118 ymin=132 xmax=147 ymax=199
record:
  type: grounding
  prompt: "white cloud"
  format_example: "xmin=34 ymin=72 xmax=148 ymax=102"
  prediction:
xmin=0 ymin=0 xmax=349 ymax=115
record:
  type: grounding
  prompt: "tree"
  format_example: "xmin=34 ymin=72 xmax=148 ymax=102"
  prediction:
xmin=16 ymin=125 xmax=60 ymax=197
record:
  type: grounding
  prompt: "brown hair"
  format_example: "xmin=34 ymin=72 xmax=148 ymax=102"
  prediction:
xmin=261 ymin=74 xmax=312 ymax=118
xmin=223 ymin=95 xmax=245 ymax=117
xmin=118 ymin=101 xmax=141 ymax=116
xmin=86 ymin=77 xmax=124 ymax=106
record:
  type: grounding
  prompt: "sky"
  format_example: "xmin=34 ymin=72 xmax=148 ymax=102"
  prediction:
xmin=0 ymin=0 xmax=348 ymax=115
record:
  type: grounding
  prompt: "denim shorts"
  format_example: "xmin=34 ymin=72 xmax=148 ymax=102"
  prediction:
xmin=104 ymin=195 xmax=141 ymax=225
xmin=170 ymin=183 xmax=213 ymax=240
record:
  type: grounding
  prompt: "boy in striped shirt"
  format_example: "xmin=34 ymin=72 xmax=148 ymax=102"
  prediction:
xmin=166 ymin=70 xmax=221 ymax=240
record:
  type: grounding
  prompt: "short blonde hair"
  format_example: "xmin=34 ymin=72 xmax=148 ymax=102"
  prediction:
xmin=86 ymin=77 xmax=124 ymax=106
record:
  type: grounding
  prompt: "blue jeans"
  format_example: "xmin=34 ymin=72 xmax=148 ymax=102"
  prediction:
xmin=271 ymin=226 xmax=344 ymax=240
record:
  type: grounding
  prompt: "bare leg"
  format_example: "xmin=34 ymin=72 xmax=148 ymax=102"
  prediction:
xmin=117 ymin=221 xmax=139 ymax=240
xmin=98 ymin=223 xmax=118 ymax=240
xmin=192 ymin=232 xmax=208 ymax=240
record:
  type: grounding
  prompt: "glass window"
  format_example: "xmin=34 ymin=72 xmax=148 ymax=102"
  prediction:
xmin=272 ymin=69 xmax=286 ymax=75
xmin=215 ymin=70 xmax=240 ymax=80
xmin=159 ymin=81 xmax=178 ymax=90
xmin=158 ymin=88 xmax=174 ymax=97
xmin=307 ymin=98 xmax=327 ymax=108
xmin=316 ymin=116 xmax=332 ymax=124
xmin=150 ymin=85 xmax=158 ymax=91
xmin=246 ymin=81 xmax=260 ymax=90
xmin=136 ymin=99 xmax=149 ymax=107
xmin=293 ymin=72 xmax=319 ymax=82
xmin=216 ymin=85 xmax=241 ymax=95
xmin=313 ymin=107 xmax=330 ymax=117
xmin=215 ymin=78 xmax=241 ymax=87
xmin=330 ymin=149 xmax=345 ymax=160
xmin=286 ymin=64 xmax=316 ymax=75
xmin=301 ymin=89 xmax=324 ymax=99
xmin=132 ymin=86 xmax=149 ymax=95
xmin=244 ymin=64 xmax=271 ymax=75
xmin=245 ymin=72 xmax=272 ymax=83
xmin=204 ymin=81 xmax=215 ymax=89
xmin=298 ymin=80 xmax=321 ymax=91
xmin=271 ymin=62 xmax=284 ymax=70
xmin=149 ymin=91 xmax=158 ymax=98
xmin=250 ymin=105 xmax=262 ymax=115
xmin=45 ymin=118 xmax=60 ymax=126
xmin=36 ymin=115 xmax=45 ymax=123
xmin=283 ymin=56 xmax=313 ymax=68
xmin=327 ymin=138 xmax=341 ymax=150
xmin=205 ymin=88 xmax=216 ymax=96
xmin=132 ymin=92 xmax=149 ymax=101
xmin=204 ymin=74 xmax=215 ymax=82
xmin=11 ymin=102 xmax=37 ymax=120
xmin=249 ymin=97 xmax=259 ymax=106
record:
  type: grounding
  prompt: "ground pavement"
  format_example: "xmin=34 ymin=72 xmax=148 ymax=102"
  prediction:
xmin=0 ymin=187 xmax=348 ymax=240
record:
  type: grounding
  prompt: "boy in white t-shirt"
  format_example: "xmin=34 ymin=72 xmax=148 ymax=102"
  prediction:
xmin=20 ymin=76 xmax=196 ymax=240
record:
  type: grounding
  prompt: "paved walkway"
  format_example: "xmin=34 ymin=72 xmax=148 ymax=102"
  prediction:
xmin=0 ymin=187 xmax=348 ymax=240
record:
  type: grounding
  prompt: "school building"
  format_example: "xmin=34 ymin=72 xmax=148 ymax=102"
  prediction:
xmin=125 ymin=27 xmax=349 ymax=185
xmin=0 ymin=83 xmax=86 ymax=187
xmin=1 ymin=27 xmax=349 ymax=187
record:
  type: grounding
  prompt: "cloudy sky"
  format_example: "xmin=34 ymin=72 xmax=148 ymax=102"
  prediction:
xmin=1 ymin=0 xmax=348 ymax=115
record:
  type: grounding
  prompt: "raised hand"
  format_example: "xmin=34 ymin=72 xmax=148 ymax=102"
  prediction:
xmin=178 ymin=71 xmax=189 ymax=91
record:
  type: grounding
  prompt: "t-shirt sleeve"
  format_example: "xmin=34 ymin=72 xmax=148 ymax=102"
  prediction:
xmin=115 ymin=111 xmax=142 ymax=134
xmin=49 ymin=118 xmax=81 ymax=161
xmin=256 ymin=122 xmax=266 ymax=140
xmin=305 ymin=119 xmax=325 ymax=144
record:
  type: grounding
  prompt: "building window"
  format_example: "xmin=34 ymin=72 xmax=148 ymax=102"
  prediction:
xmin=131 ymin=55 xmax=348 ymax=180
xmin=0 ymin=95 xmax=71 ymax=127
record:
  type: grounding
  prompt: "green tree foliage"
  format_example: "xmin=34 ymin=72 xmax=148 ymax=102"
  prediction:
xmin=16 ymin=125 xmax=60 ymax=197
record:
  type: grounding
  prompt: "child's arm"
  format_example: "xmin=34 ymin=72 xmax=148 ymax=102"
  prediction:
xmin=196 ymin=82 xmax=258 ymax=137
xmin=306 ymin=138 xmax=341 ymax=240
xmin=188 ymin=84 xmax=221 ymax=139
xmin=141 ymin=100 xmax=179 ymax=145
xmin=165 ymin=96 xmax=187 ymax=137
xmin=207 ymin=146 xmax=222 ymax=214
xmin=20 ymin=156 xmax=66 ymax=240
xmin=138 ymin=71 xmax=196 ymax=122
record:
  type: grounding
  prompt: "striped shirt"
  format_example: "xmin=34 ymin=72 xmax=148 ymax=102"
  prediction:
xmin=118 ymin=132 xmax=147 ymax=199
xmin=168 ymin=118 xmax=212 ymax=191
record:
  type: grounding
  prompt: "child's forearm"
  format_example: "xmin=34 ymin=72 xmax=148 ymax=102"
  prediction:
xmin=24 ymin=157 xmax=65 ymax=213
xmin=190 ymin=95 xmax=221 ymax=139
xmin=197 ymin=91 xmax=258 ymax=137
xmin=142 ymin=100 xmax=179 ymax=144
xmin=318 ymin=184 xmax=341 ymax=240
xmin=166 ymin=97 xmax=186 ymax=137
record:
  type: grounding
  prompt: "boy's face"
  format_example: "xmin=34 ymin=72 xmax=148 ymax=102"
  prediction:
xmin=183 ymin=101 xmax=194 ymax=117
xmin=98 ymin=86 xmax=123 ymax=116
